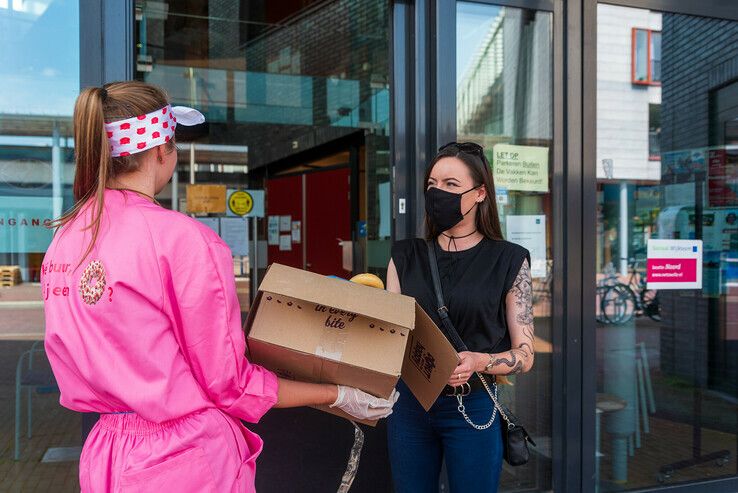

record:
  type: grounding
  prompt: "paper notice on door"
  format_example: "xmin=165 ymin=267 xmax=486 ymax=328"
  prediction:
xmin=279 ymin=234 xmax=292 ymax=251
xmin=280 ymin=215 xmax=292 ymax=232
xmin=268 ymin=216 xmax=280 ymax=245
xmin=505 ymin=215 xmax=547 ymax=278
xmin=291 ymin=221 xmax=301 ymax=243
xmin=220 ymin=217 xmax=249 ymax=256
xmin=491 ymin=144 xmax=549 ymax=193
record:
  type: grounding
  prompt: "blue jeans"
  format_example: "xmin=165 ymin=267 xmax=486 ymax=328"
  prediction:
xmin=387 ymin=379 xmax=503 ymax=493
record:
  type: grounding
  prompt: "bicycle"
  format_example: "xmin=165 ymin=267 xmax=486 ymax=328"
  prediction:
xmin=598 ymin=258 xmax=661 ymax=325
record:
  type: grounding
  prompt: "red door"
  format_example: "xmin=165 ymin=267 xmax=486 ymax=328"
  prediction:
xmin=265 ymin=174 xmax=303 ymax=269
xmin=305 ymin=167 xmax=351 ymax=277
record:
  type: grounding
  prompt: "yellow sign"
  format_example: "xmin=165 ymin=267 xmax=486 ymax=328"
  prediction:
xmin=228 ymin=191 xmax=254 ymax=216
xmin=186 ymin=185 xmax=227 ymax=214
xmin=490 ymin=144 xmax=549 ymax=193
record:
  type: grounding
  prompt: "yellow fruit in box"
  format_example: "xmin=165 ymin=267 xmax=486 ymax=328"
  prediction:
xmin=349 ymin=273 xmax=384 ymax=290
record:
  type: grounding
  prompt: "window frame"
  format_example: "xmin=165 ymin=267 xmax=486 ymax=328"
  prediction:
xmin=631 ymin=27 xmax=661 ymax=86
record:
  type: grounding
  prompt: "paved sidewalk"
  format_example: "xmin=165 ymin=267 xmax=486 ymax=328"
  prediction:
xmin=0 ymin=341 xmax=80 ymax=492
xmin=0 ymin=284 xmax=42 ymax=303
xmin=0 ymin=284 xmax=45 ymax=341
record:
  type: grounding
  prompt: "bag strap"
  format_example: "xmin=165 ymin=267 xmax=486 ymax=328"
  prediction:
xmin=425 ymin=240 xmax=469 ymax=353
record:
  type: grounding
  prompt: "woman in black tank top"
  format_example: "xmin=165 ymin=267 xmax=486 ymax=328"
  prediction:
xmin=386 ymin=142 xmax=534 ymax=493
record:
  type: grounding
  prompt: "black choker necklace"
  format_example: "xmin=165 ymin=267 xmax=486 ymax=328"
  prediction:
xmin=441 ymin=230 xmax=477 ymax=240
xmin=440 ymin=229 xmax=478 ymax=252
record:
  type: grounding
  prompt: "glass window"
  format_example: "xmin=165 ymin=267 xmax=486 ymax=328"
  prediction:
xmin=0 ymin=0 xmax=81 ymax=488
xmin=457 ymin=3 xmax=553 ymax=491
xmin=632 ymin=28 xmax=661 ymax=85
xmin=651 ymin=31 xmax=662 ymax=82
xmin=633 ymin=28 xmax=649 ymax=83
xmin=597 ymin=4 xmax=738 ymax=490
xmin=135 ymin=1 xmax=391 ymax=285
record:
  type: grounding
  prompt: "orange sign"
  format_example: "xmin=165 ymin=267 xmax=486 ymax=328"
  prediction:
xmin=186 ymin=185 xmax=227 ymax=213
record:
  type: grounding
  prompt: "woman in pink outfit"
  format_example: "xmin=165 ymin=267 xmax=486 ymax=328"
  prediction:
xmin=42 ymin=81 xmax=397 ymax=493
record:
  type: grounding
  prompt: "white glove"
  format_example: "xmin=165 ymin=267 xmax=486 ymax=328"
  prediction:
xmin=329 ymin=386 xmax=400 ymax=421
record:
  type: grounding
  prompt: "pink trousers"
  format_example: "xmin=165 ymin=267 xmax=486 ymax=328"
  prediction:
xmin=79 ymin=409 xmax=261 ymax=493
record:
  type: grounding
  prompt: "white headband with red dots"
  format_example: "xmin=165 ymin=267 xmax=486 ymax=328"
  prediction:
xmin=104 ymin=105 xmax=205 ymax=157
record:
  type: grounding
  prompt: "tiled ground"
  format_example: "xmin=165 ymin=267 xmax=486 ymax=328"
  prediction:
xmin=0 ymin=284 xmax=42 ymax=303
xmin=596 ymin=318 xmax=738 ymax=491
xmin=599 ymin=415 xmax=737 ymax=490
xmin=0 ymin=284 xmax=44 ymax=341
xmin=0 ymin=341 xmax=81 ymax=492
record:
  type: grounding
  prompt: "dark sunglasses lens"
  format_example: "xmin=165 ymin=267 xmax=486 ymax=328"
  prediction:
xmin=438 ymin=142 xmax=485 ymax=161
xmin=459 ymin=143 xmax=484 ymax=157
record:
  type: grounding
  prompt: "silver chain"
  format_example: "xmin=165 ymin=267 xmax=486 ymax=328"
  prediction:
xmin=456 ymin=372 xmax=513 ymax=431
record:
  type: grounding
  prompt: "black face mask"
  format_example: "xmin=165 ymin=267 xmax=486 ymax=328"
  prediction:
xmin=424 ymin=185 xmax=480 ymax=233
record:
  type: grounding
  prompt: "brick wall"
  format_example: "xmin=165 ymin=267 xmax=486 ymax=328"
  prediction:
xmin=660 ymin=14 xmax=738 ymax=153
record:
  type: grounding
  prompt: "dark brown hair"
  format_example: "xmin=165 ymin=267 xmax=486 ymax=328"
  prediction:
xmin=423 ymin=143 xmax=504 ymax=240
xmin=51 ymin=81 xmax=174 ymax=265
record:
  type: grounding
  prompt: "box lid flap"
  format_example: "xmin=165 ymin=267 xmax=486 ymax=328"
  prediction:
xmin=259 ymin=263 xmax=416 ymax=329
xmin=401 ymin=303 xmax=459 ymax=411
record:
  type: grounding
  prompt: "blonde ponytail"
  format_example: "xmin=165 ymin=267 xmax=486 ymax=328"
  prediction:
xmin=50 ymin=81 xmax=171 ymax=267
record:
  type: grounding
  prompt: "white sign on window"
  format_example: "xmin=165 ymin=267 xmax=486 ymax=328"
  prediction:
xmin=220 ymin=217 xmax=249 ymax=256
xmin=646 ymin=239 xmax=702 ymax=290
xmin=505 ymin=215 xmax=547 ymax=278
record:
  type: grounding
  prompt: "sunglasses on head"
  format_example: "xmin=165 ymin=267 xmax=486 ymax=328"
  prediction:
xmin=438 ymin=141 xmax=485 ymax=158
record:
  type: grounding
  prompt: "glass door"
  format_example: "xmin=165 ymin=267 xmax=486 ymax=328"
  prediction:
xmin=594 ymin=4 xmax=738 ymax=491
xmin=0 ymin=0 xmax=82 ymax=489
xmin=456 ymin=2 xmax=554 ymax=491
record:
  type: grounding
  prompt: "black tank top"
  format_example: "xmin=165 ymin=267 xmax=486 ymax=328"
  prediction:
xmin=391 ymin=237 xmax=530 ymax=353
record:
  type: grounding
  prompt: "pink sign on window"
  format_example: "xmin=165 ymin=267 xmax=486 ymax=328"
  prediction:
xmin=647 ymin=258 xmax=697 ymax=283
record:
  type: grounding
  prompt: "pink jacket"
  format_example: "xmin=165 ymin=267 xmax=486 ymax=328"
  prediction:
xmin=42 ymin=189 xmax=278 ymax=446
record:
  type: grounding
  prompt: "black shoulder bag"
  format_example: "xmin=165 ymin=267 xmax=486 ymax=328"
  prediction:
xmin=426 ymin=240 xmax=535 ymax=466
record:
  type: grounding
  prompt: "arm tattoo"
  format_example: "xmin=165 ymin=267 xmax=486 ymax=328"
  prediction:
xmin=484 ymin=260 xmax=537 ymax=376
xmin=489 ymin=348 xmax=527 ymax=375
xmin=512 ymin=259 xmax=534 ymax=326
xmin=517 ymin=341 xmax=534 ymax=357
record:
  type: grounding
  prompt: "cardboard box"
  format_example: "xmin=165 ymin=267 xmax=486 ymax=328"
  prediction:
xmin=244 ymin=263 xmax=458 ymax=425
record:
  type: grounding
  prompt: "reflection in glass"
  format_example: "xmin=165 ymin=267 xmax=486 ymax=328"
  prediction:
xmin=597 ymin=4 xmax=738 ymax=490
xmin=0 ymin=0 xmax=82 ymax=489
xmin=457 ymin=3 xmax=553 ymax=491
xmin=136 ymin=0 xmax=392 ymax=276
